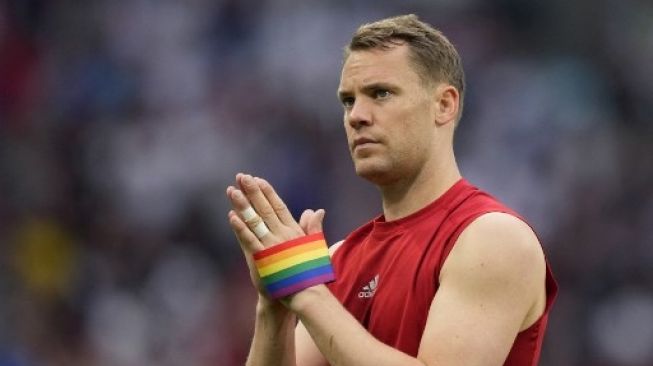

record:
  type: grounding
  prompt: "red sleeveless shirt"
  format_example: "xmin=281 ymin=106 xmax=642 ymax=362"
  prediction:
xmin=327 ymin=179 xmax=557 ymax=365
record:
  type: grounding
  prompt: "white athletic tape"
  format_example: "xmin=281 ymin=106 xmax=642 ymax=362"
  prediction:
xmin=240 ymin=206 xmax=258 ymax=221
xmin=253 ymin=221 xmax=271 ymax=238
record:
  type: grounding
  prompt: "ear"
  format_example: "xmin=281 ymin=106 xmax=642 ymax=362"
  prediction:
xmin=433 ymin=84 xmax=460 ymax=126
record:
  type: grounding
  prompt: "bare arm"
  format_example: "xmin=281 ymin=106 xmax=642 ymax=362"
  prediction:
xmin=417 ymin=213 xmax=546 ymax=365
xmin=288 ymin=212 xmax=546 ymax=366
xmin=246 ymin=239 xmax=346 ymax=366
xmin=294 ymin=241 xmax=345 ymax=366
xmin=247 ymin=299 xmax=297 ymax=366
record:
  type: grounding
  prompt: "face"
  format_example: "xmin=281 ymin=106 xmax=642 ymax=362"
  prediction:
xmin=338 ymin=44 xmax=439 ymax=186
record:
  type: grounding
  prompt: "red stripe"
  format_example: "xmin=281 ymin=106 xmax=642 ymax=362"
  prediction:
xmin=253 ymin=232 xmax=325 ymax=260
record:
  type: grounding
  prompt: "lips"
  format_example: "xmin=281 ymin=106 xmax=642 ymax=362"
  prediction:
xmin=352 ymin=137 xmax=379 ymax=151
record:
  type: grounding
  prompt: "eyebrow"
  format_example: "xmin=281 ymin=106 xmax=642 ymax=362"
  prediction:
xmin=337 ymin=82 xmax=397 ymax=100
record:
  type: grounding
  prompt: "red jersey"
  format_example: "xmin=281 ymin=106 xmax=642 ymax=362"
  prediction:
xmin=327 ymin=179 xmax=557 ymax=365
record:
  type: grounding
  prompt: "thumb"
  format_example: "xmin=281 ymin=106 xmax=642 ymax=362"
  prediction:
xmin=299 ymin=209 xmax=314 ymax=233
xmin=306 ymin=209 xmax=325 ymax=234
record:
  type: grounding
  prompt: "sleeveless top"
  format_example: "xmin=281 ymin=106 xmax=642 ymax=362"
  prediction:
xmin=327 ymin=179 xmax=557 ymax=365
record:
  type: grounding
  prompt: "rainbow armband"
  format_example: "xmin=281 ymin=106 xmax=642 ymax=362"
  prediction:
xmin=253 ymin=232 xmax=335 ymax=299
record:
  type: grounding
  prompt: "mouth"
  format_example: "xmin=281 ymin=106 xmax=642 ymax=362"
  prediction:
xmin=352 ymin=137 xmax=379 ymax=151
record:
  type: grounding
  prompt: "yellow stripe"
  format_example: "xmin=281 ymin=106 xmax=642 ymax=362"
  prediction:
xmin=255 ymin=240 xmax=325 ymax=267
xmin=257 ymin=248 xmax=329 ymax=277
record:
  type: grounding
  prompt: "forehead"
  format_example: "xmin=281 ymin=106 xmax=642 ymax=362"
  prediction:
xmin=338 ymin=45 xmax=422 ymax=91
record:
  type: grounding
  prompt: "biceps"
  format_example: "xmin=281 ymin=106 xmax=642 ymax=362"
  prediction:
xmin=416 ymin=283 xmax=525 ymax=366
xmin=295 ymin=320 xmax=328 ymax=366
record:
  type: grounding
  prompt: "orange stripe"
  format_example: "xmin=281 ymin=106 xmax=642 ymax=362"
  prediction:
xmin=253 ymin=233 xmax=324 ymax=259
xmin=255 ymin=240 xmax=324 ymax=267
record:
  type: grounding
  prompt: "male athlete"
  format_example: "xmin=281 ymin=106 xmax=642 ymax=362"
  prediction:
xmin=226 ymin=14 xmax=557 ymax=366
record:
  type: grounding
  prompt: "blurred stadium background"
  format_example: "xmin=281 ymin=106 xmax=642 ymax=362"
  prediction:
xmin=1 ymin=1 xmax=652 ymax=365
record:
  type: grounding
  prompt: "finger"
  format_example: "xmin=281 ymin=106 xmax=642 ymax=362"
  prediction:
xmin=228 ymin=210 xmax=265 ymax=253
xmin=238 ymin=174 xmax=284 ymax=232
xmin=226 ymin=185 xmax=252 ymax=213
xmin=306 ymin=209 xmax=325 ymax=234
xmin=255 ymin=177 xmax=300 ymax=229
xmin=299 ymin=209 xmax=314 ymax=234
xmin=227 ymin=187 xmax=273 ymax=241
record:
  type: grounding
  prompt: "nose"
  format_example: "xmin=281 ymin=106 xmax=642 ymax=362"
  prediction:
xmin=346 ymin=99 xmax=372 ymax=130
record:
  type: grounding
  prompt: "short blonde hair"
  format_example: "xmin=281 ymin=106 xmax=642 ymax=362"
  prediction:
xmin=345 ymin=14 xmax=465 ymax=119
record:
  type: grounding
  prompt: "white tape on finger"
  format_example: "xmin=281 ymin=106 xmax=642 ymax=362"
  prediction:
xmin=240 ymin=206 xmax=258 ymax=221
xmin=253 ymin=221 xmax=270 ymax=238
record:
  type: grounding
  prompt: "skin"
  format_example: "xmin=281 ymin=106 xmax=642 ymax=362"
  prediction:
xmin=338 ymin=45 xmax=461 ymax=220
xmin=226 ymin=43 xmax=547 ymax=366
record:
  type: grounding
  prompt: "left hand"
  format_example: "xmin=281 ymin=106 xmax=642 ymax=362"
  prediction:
xmin=226 ymin=173 xmax=326 ymax=297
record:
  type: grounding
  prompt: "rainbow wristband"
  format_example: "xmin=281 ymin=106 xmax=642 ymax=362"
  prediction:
xmin=253 ymin=232 xmax=335 ymax=299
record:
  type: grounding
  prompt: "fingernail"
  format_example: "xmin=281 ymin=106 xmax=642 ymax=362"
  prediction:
xmin=233 ymin=190 xmax=244 ymax=199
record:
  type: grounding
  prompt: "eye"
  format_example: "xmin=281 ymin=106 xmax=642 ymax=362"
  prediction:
xmin=341 ymin=97 xmax=355 ymax=109
xmin=374 ymin=89 xmax=391 ymax=99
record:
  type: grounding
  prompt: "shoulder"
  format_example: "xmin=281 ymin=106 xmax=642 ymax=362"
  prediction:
xmin=419 ymin=214 xmax=547 ymax=364
xmin=441 ymin=212 xmax=545 ymax=297
xmin=328 ymin=240 xmax=345 ymax=257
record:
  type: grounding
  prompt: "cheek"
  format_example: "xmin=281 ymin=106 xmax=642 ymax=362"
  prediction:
xmin=396 ymin=117 xmax=432 ymax=156
xmin=344 ymin=124 xmax=355 ymax=145
xmin=342 ymin=116 xmax=351 ymax=135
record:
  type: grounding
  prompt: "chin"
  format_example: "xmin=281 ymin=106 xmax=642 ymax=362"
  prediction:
xmin=354 ymin=160 xmax=396 ymax=186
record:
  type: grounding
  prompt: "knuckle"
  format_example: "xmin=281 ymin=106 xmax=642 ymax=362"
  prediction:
xmin=244 ymin=215 xmax=263 ymax=229
xmin=281 ymin=229 xmax=303 ymax=241
xmin=259 ymin=236 xmax=277 ymax=247
xmin=259 ymin=182 xmax=272 ymax=192
xmin=258 ymin=206 xmax=275 ymax=219
xmin=236 ymin=225 xmax=250 ymax=237
xmin=272 ymin=202 xmax=287 ymax=213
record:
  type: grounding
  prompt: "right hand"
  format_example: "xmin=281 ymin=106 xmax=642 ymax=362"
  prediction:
xmin=226 ymin=173 xmax=326 ymax=300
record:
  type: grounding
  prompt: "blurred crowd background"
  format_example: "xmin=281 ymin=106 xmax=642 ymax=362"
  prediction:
xmin=1 ymin=0 xmax=652 ymax=365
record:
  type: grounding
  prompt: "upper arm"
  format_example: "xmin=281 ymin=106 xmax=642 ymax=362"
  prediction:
xmin=417 ymin=212 xmax=546 ymax=366
xmin=295 ymin=239 xmax=345 ymax=366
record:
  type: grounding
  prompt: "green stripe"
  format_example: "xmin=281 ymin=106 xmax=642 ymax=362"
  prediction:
xmin=261 ymin=256 xmax=331 ymax=285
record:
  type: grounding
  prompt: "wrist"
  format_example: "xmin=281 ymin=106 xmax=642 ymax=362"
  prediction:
xmin=256 ymin=296 xmax=293 ymax=319
xmin=286 ymin=284 xmax=329 ymax=314
xmin=254 ymin=232 xmax=335 ymax=300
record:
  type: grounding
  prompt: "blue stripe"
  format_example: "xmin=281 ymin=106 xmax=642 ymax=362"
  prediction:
xmin=265 ymin=264 xmax=334 ymax=292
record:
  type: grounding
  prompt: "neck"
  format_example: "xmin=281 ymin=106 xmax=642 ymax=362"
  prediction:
xmin=379 ymin=148 xmax=461 ymax=222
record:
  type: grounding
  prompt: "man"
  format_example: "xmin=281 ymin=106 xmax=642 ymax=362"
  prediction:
xmin=226 ymin=14 xmax=557 ymax=366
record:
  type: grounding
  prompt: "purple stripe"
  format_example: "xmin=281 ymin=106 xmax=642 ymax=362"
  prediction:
xmin=268 ymin=273 xmax=336 ymax=299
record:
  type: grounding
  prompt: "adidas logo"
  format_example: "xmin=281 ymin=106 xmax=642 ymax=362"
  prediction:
xmin=358 ymin=274 xmax=379 ymax=298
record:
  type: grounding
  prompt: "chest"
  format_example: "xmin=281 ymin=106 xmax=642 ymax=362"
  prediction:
xmin=329 ymin=229 xmax=449 ymax=346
